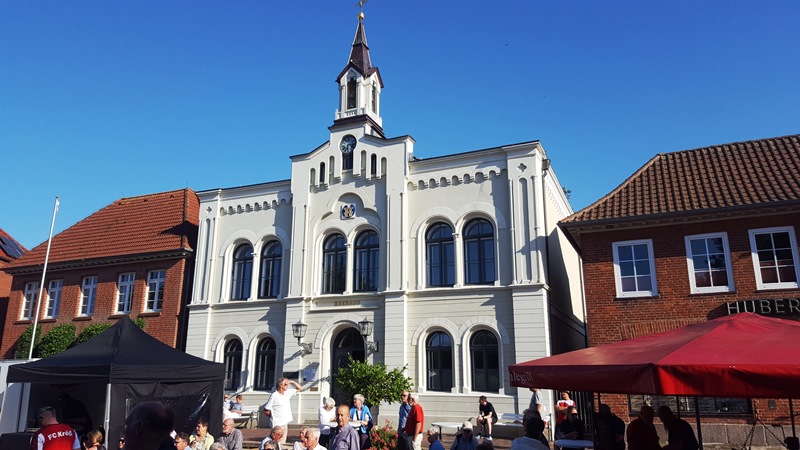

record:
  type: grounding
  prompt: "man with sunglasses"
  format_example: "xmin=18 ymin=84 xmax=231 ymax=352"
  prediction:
xmin=30 ymin=406 xmax=80 ymax=450
xmin=398 ymin=391 xmax=411 ymax=431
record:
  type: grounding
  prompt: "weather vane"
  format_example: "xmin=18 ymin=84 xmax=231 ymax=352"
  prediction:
xmin=355 ymin=0 xmax=370 ymax=20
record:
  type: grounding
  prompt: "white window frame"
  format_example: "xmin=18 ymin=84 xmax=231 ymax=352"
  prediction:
xmin=21 ymin=281 xmax=39 ymax=320
xmin=748 ymin=226 xmax=800 ymax=290
xmin=116 ymin=273 xmax=136 ymax=314
xmin=684 ymin=233 xmax=735 ymax=294
xmin=46 ymin=280 xmax=63 ymax=318
xmin=145 ymin=270 xmax=166 ymax=312
xmin=80 ymin=276 xmax=98 ymax=316
xmin=612 ymin=239 xmax=658 ymax=298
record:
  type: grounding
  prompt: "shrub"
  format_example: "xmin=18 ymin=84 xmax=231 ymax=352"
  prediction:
xmin=75 ymin=324 xmax=112 ymax=344
xmin=333 ymin=356 xmax=414 ymax=407
xmin=369 ymin=419 xmax=399 ymax=450
xmin=133 ymin=317 xmax=146 ymax=329
xmin=37 ymin=323 xmax=76 ymax=357
xmin=14 ymin=324 xmax=42 ymax=359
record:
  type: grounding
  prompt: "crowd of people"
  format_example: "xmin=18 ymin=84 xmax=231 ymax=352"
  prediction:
xmin=27 ymin=385 xmax=701 ymax=450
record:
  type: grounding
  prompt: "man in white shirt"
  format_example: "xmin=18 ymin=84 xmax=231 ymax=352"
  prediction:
xmin=264 ymin=377 xmax=303 ymax=443
xmin=306 ymin=428 xmax=327 ymax=450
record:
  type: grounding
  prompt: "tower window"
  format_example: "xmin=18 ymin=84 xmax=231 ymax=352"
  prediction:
xmin=347 ymin=78 xmax=357 ymax=109
xmin=371 ymin=85 xmax=377 ymax=113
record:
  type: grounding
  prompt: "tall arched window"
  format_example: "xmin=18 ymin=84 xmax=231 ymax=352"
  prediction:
xmin=354 ymin=230 xmax=379 ymax=292
xmin=254 ymin=337 xmax=277 ymax=390
xmin=231 ymin=244 xmax=254 ymax=300
xmin=323 ymin=234 xmax=347 ymax=294
xmin=259 ymin=241 xmax=282 ymax=298
xmin=470 ymin=330 xmax=500 ymax=392
xmin=464 ymin=218 xmax=496 ymax=284
xmin=223 ymin=339 xmax=243 ymax=390
xmin=426 ymin=332 xmax=453 ymax=392
xmin=426 ymin=223 xmax=455 ymax=287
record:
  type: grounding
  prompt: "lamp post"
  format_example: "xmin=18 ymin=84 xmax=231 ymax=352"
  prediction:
xmin=358 ymin=317 xmax=379 ymax=353
xmin=292 ymin=321 xmax=312 ymax=356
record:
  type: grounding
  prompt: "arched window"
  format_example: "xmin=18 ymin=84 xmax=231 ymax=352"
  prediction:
xmin=223 ymin=339 xmax=243 ymax=390
xmin=231 ymin=244 xmax=253 ymax=300
xmin=470 ymin=330 xmax=500 ymax=392
xmin=464 ymin=218 xmax=496 ymax=284
xmin=259 ymin=241 xmax=282 ymax=298
xmin=254 ymin=337 xmax=277 ymax=390
xmin=354 ymin=230 xmax=379 ymax=292
xmin=370 ymin=154 xmax=377 ymax=176
xmin=426 ymin=332 xmax=453 ymax=392
xmin=323 ymin=234 xmax=347 ymax=294
xmin=426 ymin=223 xmax=455 ymax=287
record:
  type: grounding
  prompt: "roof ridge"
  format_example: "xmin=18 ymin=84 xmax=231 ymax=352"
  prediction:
xmin=560 ymin=134 xmax=800 ymax=228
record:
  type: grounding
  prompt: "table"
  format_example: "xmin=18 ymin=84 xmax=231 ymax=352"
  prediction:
xmin=555 ymin=439 xmax=594 ymax=449
xmin=431 ymin=422 xmax=464 ymax=435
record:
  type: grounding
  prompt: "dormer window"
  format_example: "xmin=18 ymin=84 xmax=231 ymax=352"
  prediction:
xmin=347 ymin=77 xmax=357 ymax=109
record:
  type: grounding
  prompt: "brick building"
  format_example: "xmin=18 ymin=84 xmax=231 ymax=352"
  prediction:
xmin=559 ymin=134 xmax=800 ymax=445
xmin=1 ymin=188 xmax=199 ymax=357
xmin=0 ymin=228 xmax=27 ymax=349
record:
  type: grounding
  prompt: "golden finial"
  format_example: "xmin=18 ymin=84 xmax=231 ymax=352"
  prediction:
xmin=355 ymin=0 xmax=369 ymax=21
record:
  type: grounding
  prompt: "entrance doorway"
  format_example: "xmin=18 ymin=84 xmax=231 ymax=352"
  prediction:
xmin=330 ymin=328 xmax=365 ymax=405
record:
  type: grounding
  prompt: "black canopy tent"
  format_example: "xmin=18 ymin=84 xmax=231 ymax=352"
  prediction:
xmin=7 ymin=317 xmax=224 ymax=449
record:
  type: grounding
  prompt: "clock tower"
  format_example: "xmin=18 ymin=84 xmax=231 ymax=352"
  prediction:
xmin=333 ymin=11 xmax=384 ymax=138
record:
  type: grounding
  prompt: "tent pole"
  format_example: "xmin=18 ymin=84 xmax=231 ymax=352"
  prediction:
xmin=694 ymin=396 xmax=703 ymax=449
xmin=103 ymin=383 xmax=112 ymax=436
xmin=790 ymin=399 xmax=796 ymax=437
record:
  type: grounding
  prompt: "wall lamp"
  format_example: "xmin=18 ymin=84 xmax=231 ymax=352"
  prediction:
xmin=358 ymin=317 xmax=379 ymax=353
xmin=292 ymin=321 xmax=313 ymax=356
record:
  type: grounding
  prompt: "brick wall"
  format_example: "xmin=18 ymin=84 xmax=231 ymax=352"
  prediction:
xmin=1 ymin=257 xmax=191 ymax=358
xmin=579 ymin=212 xmax=800 ymax=424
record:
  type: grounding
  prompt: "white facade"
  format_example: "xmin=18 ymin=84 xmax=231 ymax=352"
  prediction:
xmin=186 ymin=16 xmax=585 ymax=425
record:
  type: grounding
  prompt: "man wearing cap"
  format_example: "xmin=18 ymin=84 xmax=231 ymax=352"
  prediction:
xmin=30 ymin=406 xmax=81 ymax=450
xmin=450 ymin=422 xmax=479 ymax=450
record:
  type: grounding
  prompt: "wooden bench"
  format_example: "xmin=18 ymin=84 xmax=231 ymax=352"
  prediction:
xmin=231 ymin=407 xmax=260 ymax=429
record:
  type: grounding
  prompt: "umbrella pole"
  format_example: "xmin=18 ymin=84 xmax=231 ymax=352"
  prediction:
xmin=791 ymin=399 xmax=796 ymax=437
xmin=694 ymin=396 xmax=703 ymax=449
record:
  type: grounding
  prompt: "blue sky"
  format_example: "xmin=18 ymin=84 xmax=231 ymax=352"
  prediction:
xmin=2 ymin=1 xmax=799 ymax=250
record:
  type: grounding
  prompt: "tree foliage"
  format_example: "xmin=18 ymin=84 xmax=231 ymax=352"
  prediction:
xmin=37 ymin=323 xmax=77 ymax=357
xmin=333 ymin=356 xmax=413 ymax=407
xmin=75 ymin=323 xmax=112 ymax=345
xmin=14 ymin=324 xmax=42 ymax=359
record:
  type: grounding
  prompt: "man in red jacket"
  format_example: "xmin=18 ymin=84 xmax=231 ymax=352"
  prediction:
xmin=29 ymin=406 xmax=80 ymax=450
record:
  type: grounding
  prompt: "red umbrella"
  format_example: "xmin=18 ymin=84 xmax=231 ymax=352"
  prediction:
xmin=509 ymin=313 xmax=800 ymax=446
xmin=509 ymin=313 xmax=800 ymax=398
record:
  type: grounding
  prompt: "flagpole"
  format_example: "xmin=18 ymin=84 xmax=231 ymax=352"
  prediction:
xmin=28 ymin=196 xmax=59 ymax=360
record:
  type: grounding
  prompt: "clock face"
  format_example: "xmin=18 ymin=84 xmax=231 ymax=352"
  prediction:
xmin=340 ymin=135 xmax=357 ymax=154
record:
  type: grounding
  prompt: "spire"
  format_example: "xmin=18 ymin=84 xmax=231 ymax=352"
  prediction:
xmin=339 ymin=17 xmax=381 ymax=83
xmin=332 ymin=9 xmax=384 ymax=134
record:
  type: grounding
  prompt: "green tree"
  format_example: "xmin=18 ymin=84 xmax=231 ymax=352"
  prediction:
xmin=75 ymin=323 xmax=112 ymax=345
xmin=333 ymin=356 xmax=413 ymax=407
xmin=37 ymin=323 xmax=77 ymax=357
xmin=74 ymin=317 xmax=146 ymax=345
xmin=15 ymin=324 xmax=42 ymax=359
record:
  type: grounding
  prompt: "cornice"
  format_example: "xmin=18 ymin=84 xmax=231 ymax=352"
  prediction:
xmin=5 ymin=248 xmax=194 ymax=275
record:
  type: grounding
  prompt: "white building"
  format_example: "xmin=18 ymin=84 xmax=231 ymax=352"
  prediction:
xmin=186 ymin=14 xmax=585 ymax=425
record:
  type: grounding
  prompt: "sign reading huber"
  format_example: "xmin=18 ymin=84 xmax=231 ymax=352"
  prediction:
xmin=727 ymin=298 xmax=800 ymax=316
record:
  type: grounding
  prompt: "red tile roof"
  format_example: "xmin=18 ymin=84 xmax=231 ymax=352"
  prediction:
xmin=0 ymin=228 xmax=27 ymax=263
xmin=6 ymin=188 xmax=199 ymax=270
xmin=561 ymin=134 xmax=800 ymax=226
